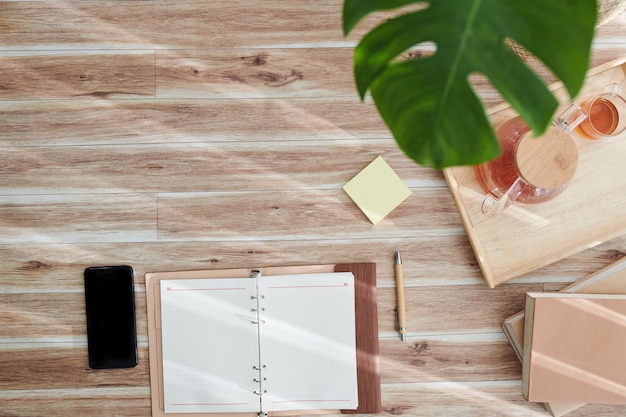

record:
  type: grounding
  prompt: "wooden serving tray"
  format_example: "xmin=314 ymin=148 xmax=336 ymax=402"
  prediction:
xmin=444 ymin=57 xmax=626 ymax=288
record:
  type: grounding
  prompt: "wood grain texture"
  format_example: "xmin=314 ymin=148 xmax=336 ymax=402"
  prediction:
xmin=0 ymin=51 xmax=155 ymax=99
xmin=1 ymin=292 xmax=148 ymax=340
xmin=0 ymin=193 xmax=158 ymax=244
xmin=155 ymin=189 xmax=464 ymax=241
xmin=0 ymin=348 xmax=150 ymax=390
xmin=2 ymin=236 xmax=622 ymax=293
xmin=379 ymin=337 xmax=522 ymax=384
xmin=0 ymin=141 xmax=443 ymax=195
xmin=0 ymin=98 xmax=390 ymax=147
xmin=0 ymin=0 xmax=353 ymax=50
xmin=0 ymin=236 xmax=484 ymax=293
xmin=2 ymin=0 xmax=626 ymax=415
xmin=377 ymin=284 xmax=542 ymax=335
xmin=0 ymin=388 xmax=152 ymax=417
xmin=156 ymin=48 xmax=355 ymax=98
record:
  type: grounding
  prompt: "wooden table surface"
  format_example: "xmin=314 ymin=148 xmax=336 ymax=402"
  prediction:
xmin=1 ymin=2 xmax=625 ymax=416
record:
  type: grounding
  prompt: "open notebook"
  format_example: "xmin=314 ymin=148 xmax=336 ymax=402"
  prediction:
xmin=146 ymin=263 xmax=382 ymax=417
xmin=160 ymin=271 xmax=358 ymax=415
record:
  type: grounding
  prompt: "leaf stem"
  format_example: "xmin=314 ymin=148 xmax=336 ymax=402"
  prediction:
xmin=437 ymin=0 xmax=483 ymax=123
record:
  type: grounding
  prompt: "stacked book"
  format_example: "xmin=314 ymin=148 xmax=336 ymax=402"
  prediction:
xmin=502 ymin=257 xmax=626 ymax=416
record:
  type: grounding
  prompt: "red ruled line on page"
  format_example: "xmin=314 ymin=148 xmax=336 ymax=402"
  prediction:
xmin=166 ymin=287 xmax=247 ymax=292
xmin=171 ymin=402 xmax=251 ymax=406
xmin=271 ymin=399 xmax=352 ymax=404
xmin=268 ymin=283 xmax=349 ymax=289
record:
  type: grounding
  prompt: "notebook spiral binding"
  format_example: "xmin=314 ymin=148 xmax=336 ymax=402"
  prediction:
xmin=251 ymin=269 xmax=267 ymax=414
xmin=253 ymin=364 xmax=267 ymax=414
xmin=251 ymin=270 xmax=266 ymax=324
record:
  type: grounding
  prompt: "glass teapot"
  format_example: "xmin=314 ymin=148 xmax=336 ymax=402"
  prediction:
xmin=474 ymin=104 xmax=586 ymax=216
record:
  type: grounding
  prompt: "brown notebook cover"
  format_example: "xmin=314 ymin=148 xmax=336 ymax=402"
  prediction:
xmin=522 ymin=292 xmax=626 ymax=404
xmin=145 ymin=263 xmax=382 ymax=417
xmin=335 ymin=263 xmax=382 ymax=414
xmin=502 ymin=257 xmax=626 ymax=416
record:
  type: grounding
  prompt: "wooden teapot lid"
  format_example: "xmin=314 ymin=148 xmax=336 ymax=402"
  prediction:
xmin=516 ymin=129 xmax=579 ymax=189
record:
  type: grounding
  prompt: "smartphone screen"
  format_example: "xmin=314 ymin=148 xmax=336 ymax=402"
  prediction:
xmin=84 ymin=265 xmax=138 ymax=369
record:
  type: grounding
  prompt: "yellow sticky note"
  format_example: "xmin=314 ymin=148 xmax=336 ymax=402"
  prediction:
xmin=343 ymin=156 xmax=412 ymax=225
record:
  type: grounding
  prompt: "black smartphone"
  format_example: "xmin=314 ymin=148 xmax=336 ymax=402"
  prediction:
xmin=84 ymin=265 xmax=138 ymax=369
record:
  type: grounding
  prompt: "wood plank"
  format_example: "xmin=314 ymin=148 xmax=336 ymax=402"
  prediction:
xmin=0 ymin=193 xmax=158 ymax=244
xmin=515 ymin=235 xmax=626 ymax=284
xmin=0 ymin=236 xmax=484 ymax=293
xmin=595 ymin=11 xmax=626 ymax=39
xmin=0 ymin=292 xmax=148 ymax=340
xmin=156 ymin=48 xmax=355 ymax=98
xmin=381 ymin=382 xmax=626 ymax=417
xmin=0 ymin=141 xmax=443 ymax=195
xmin=2 ymin=236 xmax=623 ymax=294
xmin=0 ymin=388 xmax=151 ymax=417
xmin=0 ymin=98 xmax=390 ymax=147
xmin=377 ymin=284 xmax=542 ymax=335
xmin=541 ymin=253 xmax=626 ymax=296
xmin=0 ymin=0 xmax=354 ymax=50
xmin=0 ymin=51 xmax=155 ymax=99
xmin=379 ymin=337 xmax=522 ymax=384
xmin=156 ymin=189 xmax=464 ymax=241
xmin=0 ymin=348 xmax=150 ymax=390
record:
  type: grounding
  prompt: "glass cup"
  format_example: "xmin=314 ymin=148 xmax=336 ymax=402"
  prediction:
xmin=575 ymin=83 xmax=626 ymax=140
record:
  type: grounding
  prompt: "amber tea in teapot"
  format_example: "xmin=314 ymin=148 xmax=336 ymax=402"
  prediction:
xmin=475 ymin=104 xmax=584 ymax=215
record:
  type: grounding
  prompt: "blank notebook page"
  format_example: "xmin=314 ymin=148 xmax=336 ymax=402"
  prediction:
xmin=160 ymin=278 xmax=260 ymax=414
xmin=258 ymin=273 xmax=358 ymax=411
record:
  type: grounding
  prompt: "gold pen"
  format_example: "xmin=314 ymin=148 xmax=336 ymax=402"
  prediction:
xmin=395 ymin=251 xmax=407 ymax=341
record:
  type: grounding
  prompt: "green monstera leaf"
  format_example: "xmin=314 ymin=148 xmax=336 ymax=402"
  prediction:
xmin=343 ymin=0 xmax=597 ymax=168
